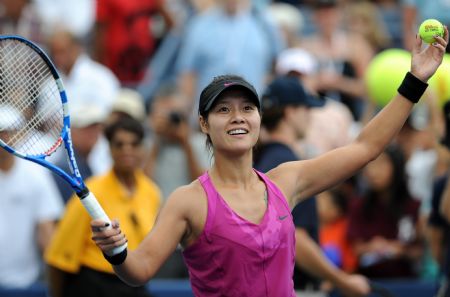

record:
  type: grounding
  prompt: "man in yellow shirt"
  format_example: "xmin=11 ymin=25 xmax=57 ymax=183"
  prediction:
xmin=45 ymin=117 xmax=161 ymax=297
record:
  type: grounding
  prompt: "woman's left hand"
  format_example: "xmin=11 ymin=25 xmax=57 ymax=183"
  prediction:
xmin=411 ymin=26 xmax=448 ymax=82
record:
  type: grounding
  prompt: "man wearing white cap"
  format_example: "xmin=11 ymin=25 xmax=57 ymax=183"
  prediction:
xmin=0 ymin=107 xmax=63 ymax=290
xmin=107 ymin=88 xmax=147 ymax=125
xmin=275 ymin=47 xmax=354 ymax=158
xmin=51 ymin=105 xmax=111 ymax=202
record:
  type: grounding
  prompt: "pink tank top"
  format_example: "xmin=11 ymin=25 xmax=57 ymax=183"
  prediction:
xmin=182 ymin=170 xmax=296 ymax=297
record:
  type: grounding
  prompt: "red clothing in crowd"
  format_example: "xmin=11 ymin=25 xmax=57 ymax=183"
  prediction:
xmin=320 ymin=217 xmax=358 ymax=273
xmin=96 ymin=0 xmax=158 ymax=84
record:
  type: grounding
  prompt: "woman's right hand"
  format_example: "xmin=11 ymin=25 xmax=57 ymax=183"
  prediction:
xmin=91 ymin=219 xmax=127 ymax=255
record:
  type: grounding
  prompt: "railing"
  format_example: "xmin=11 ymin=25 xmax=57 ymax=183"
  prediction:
xmin=0 ymin=279 xmax=439 ymax=297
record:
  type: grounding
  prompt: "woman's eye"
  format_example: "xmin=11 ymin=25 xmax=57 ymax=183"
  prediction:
xmin=218 ymin=106 xmax=229 ymax=112
xmin=244 ymin=105 xmax=254 ymax=111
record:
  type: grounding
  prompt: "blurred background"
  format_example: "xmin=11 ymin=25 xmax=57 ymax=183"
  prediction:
xmin=1 ymin=0 xmax=450 ymax=296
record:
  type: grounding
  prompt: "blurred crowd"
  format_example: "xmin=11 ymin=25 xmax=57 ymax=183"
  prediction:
xmin=1 ymin=0 xmax=450 ymax=296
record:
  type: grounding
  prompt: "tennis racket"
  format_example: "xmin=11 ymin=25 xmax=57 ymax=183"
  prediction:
xmin=0 ymin=35 xmax=126 ymax=255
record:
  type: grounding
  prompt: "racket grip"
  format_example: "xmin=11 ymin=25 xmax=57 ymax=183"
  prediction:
xmin=80 ymin=191 xmax=128 ymax=256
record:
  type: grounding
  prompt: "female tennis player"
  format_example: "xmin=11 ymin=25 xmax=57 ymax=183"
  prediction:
xmin=91 ymin=29 xmax=448 ymax=297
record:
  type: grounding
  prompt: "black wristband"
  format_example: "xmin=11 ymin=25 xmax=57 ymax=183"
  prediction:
xmin=103 ymin=248 xmax=127 ymax=265
xmin=397 ymin=72 xmax=428 ymax=103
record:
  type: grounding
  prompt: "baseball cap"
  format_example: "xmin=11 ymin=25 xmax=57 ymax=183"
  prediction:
xmin=262 ymin=76 xmax=325 ymax=110
xmin=0 ymin=106 xmax=25 ymax=132
xmin=70 ymin=105 xmax=106 ymax=128
xmin=111 ymin=88 xmax=146 ymax=121
xmin=276 ymin=48 xmax=318 ymax=76
xmin=198 ymin=75 xmax=260 ymax=115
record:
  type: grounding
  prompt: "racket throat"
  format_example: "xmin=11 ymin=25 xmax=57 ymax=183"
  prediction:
xmin=77 ymin=187 xmax=90 ymax=199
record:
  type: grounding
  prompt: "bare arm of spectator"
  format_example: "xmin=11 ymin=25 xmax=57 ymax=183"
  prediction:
xmin=295 ymin=228 xmax=370 ymax=297
xmin=37 ymin=220 xmax=58 ymax=253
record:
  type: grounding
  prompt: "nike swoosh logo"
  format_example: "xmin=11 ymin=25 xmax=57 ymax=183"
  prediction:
xmin=278 ymin=215 xmax=288 ymax=220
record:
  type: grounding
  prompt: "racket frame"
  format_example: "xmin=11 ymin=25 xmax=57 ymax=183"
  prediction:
xmin=0 ymin=35 xmax=126 ymax=255
xmin=0 ymin=35 xmax=86 ymax=194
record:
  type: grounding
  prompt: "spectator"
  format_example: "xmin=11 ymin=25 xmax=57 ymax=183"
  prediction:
xmin=92 ymin=0 xmax=174 ymax=87
xmin=366 ymin=0 xmax=403 ymax=49
xmin=176 ymin=0 xmax=284 ymax=121
xmin=107 ymin=88 xmax=147 ymax=125
xmin=254 ymin=75 xmax=369 ymax=296
xmin=317 ymin=187 xmax=357 ymax=273
xmin=347 ymin=145 xmax=424 ymax=279
xmin=343 ymin=0 xmax=392 ymax=53
xmin=429 ymin=172 xmax=450 ymax=297
xmin=0 ymin=107 xmax=63 ymax=289
xmin=428 ymin=102 xmax=450 ymax=294
xmin=0 ymin=0 xmax=47 ymax=46
xmin=143 ymin=83 xmax=211 ymax=279
xmin=402 ymin=0 xmax=450 ymax=52
xmin=52 ymin=105 xmax=107 ymax=203
xmin=395 ymin=110 xmax=440 ymax=215
xmin=34 ymin=0 xmax=95 ymax=40
xmin=274 ymin=47 xmax=355 ymax=158
xmin=47 ymin=28 xmax=120 ymax=115
xmin=45 ymin=117 xmax=161 ymax=297
xmin=266 ymin=2 xmax=304 ymax=48
xmin=300 ymin=0 xmax=374 ymax=121
xmin=393 ymin=99 xmax=445 ymax=280
xmin=136 ymin=0 xmax=206 ymax=105
xmin=144 ymin=83 xmax=210 ymax=201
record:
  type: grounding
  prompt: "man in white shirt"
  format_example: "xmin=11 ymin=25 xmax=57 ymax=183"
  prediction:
xmin=47 ymin=28 xmax=120 ymax=116
xmin=0 ymin=108 xmax=64 ymax=289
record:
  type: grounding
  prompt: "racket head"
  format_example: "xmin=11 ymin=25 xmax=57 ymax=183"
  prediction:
xmin=0 ymin=35 xmax=69 ymax=156
xmin=0 ymin=35 xmax=84 ymax=191
xmin=0 ymin=37 xmax=127 ymax=255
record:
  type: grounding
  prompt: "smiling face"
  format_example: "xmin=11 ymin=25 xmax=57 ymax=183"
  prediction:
xmin=199 ymin=88 xmax=261 ymax=156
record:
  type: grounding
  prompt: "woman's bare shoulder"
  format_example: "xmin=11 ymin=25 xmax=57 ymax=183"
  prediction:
xmin=165 ymin=179 xmax=208 ymax=240
xmin=165 ymin=179 xmax=207 ymax=211
xmin=170 ymin=179 xmax=204 ymax=198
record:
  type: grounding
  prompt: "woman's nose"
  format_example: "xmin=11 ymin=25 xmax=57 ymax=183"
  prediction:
xmin=230 ymin=109 xmax=245 ymax=123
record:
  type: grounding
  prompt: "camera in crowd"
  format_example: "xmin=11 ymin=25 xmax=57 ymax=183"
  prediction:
xmin=168 ymin=111 xmax=185 ymax=125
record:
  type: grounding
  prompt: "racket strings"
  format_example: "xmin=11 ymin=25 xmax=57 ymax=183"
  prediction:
xmin=4 ymin=42 xmax=55 ymax=112
xmin=1 ymin=42 xmax=43 ymax=112
xmin=0 ymin=39 xmax=63 ymax=156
